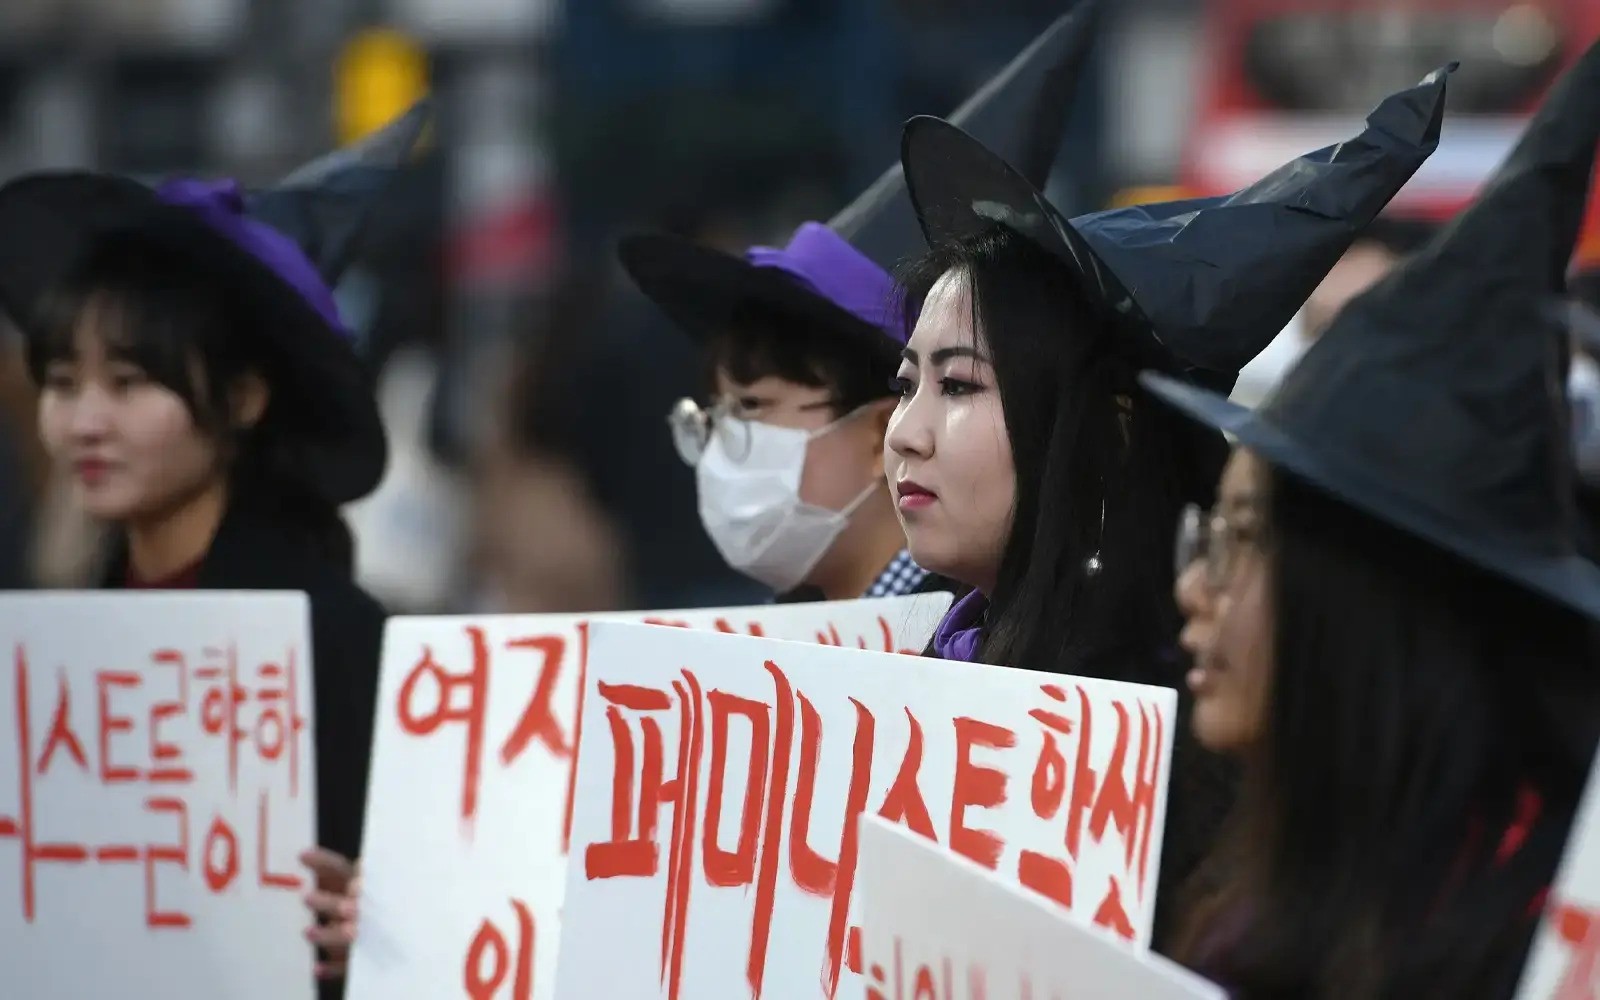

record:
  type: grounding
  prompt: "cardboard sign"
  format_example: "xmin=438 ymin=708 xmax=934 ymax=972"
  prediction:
xmin=555 ymin=621 xmax=1178 ymax=1000
xmin=1516 ymin=748 xmax=1600 ymax=999
xmin=858 ymin=817 xmax=1224 ymax=1000
xmin=0 ymin=592 xmax=316 ymax=1000
xmin=348 ymin=593 xmax=951 ymax=1000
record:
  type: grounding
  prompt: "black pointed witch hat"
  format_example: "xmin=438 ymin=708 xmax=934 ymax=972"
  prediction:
xmin=901 ymin=65 xmax=1452 ymax=391
xmin=245 ymin=98 xmax=433 ymax=287
xmin=618 ymin=0 xmax=1104 ymax=359
xmin=1142 ymin=39 xmax=1600 ymax=620
xmin=0 ymin=99 xmax=431 ymax=504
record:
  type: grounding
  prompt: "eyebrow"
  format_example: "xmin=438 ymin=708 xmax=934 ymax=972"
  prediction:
xmin=900 ymin=346 xmax=992 ymax=366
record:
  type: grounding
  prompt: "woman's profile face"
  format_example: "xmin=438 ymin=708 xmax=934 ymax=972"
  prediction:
xmin=1174 ymin=448 xmax=1275 ymax=755
xmin=36 ymin=307 xmax=226 ymax=525
xmin=885 ymin=268 xmax=1015 ymax=592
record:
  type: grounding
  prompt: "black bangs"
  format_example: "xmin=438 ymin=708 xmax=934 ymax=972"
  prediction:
xmin=702 ymin=289 xmax=899 ymax=412
xmin=25 ymin=228 xmax=260 ymax=429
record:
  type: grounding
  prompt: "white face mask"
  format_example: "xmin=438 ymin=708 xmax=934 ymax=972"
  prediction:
xmin=693 ymin=407 xmax=877 ymax=593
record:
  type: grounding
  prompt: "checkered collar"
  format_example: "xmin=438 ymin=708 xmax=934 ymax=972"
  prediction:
xmin=864 ymin=549 xmax=929 ymax=598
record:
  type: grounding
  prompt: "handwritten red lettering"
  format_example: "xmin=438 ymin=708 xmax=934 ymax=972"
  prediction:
xmin=1017 ymin=685 xmax=1166 ymax=938
xmin=499 ymin=636 xmax=571 ymax=765
xmin=878 ymin=709 xmax=936 ymax=840
xmin=144 ymin=797 xmax=191 ymax=928
xmin=38 ymin=669 xmax=88 ymax=776
xmin=950 ymin=718 xmax=1015 ymax=870
xmin=203 ymin=815 xmax=240 ymax=893
xmin=397 ymin=630 xmax=490 ymax=833
xmin=147 ymin=650 xmax=193 ymax=784
xmin=703 ymin=692 xmax=769 ymax=887
xmin=1554 ymin=899 xmax=1600 ymax=1000
xmin=562 ymin=623 xmax=591 ymax=853
xmin=96 ymin=671 xmax=142 ymax=783
xmin=464 ymin=899 xmax=535 ymax=1000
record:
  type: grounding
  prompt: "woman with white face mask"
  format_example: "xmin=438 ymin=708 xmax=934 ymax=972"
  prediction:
xmin=623 ymin=219 xmax=938 ymax=601
xmin=618 ymin=2 xmax=1102 ymax=601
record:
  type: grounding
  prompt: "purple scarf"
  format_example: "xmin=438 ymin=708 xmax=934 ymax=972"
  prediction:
xmin=932 ymin=589 xmax=988 ymax=662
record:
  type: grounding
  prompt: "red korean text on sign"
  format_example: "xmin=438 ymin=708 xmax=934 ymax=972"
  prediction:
xmin=395 ymin=626 xmax=573 ymax=838
xmin=1553 ymin=899 xmax=1600 ymax=1000
xmin=585 ymin=660 xmax=1000 ymax=1000
xmin=0 ymin=642 xmax=307 ymax=929
xmin=463 ymin=898 xmax=536 ymax=1000
xmin=1016 ymin=684 xmax=1164 ymax=941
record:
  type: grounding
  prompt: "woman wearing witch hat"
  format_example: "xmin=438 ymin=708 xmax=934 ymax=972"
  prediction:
xmin=890 ymin=63 xmax=1451 ymax=944
xmin=1146 ymin=40 xmax=1600 ymax=999
xmin=0 ymin=103 xmax=428 ymax=993
xmin=618 ymin=2 xmax=1100 ymax=604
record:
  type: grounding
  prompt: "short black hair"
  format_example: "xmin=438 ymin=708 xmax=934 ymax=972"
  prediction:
xmin=701 ymin=282 xmax=899 ymax=416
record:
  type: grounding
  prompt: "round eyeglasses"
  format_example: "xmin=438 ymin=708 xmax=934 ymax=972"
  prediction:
xmin=1174 ymin=502 xmax=1266 ymax=589
xmin=668 ymin=397 xmax=753 ymax=466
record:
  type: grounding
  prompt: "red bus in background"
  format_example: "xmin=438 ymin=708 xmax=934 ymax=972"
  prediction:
xmin=1180 ymin=0 xmax=1600 ymax=269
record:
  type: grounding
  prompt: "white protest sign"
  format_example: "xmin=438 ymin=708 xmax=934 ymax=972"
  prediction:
xmin=1516 ymin=749 xmax=1600 ymax=998
xmin=555 ymin=621 xmax=1178 ymax=1000
xmin=0 ymin=592 xmax=315 ymax=1000
xmin=348 ymin=592 xmax=951 ymax=1000
xmin=859 ymin=816 xmax=1224 ymax=1000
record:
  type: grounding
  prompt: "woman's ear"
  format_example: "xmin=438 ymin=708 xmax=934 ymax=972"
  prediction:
xmin=230 ymin=371 xmax=271 ymax=430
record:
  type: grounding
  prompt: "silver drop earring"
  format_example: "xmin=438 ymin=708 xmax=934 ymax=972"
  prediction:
xmin=1085 ymin=497 xmax=1106 ymax=576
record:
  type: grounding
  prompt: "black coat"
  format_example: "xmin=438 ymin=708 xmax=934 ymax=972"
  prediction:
xmin=104 ymin=503 xmax=386 ymax=860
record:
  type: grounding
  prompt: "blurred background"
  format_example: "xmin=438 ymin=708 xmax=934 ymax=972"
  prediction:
xmin=1 ymin=0 xmax=1598 ymax=613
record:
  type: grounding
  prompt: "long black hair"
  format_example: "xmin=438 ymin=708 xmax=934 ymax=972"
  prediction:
xmin=1174 ymin=463 xmax=1600 ymax=998
xmin=900 ymin=224 xmax=1228 ymax=680
xmin=900 ymin=225 xmax=1237 ymax=946
xmin=25 ymin=231 xmax=356 ymax=571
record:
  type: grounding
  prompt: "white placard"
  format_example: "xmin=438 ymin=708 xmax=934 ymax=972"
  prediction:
xmin=1516 ymin=745 xmax=1600 ymax=998
xmin=349 ymin=593 xmax=951 ymax=1000
xmin=555 ymin=621 xmax=1178 ymax=1000
xmin=0 ymin=592 xmax=316 ymax=1000
xmin=858 ymin=816 xmax=1224 ymax=1000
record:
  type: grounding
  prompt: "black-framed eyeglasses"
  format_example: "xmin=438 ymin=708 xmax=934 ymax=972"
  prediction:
xmin=1175 ymin=502 xmax=1266 ymax=589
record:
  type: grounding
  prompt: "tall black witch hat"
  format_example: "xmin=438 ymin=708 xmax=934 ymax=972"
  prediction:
xmin=618 ymin=0 xmax=1104 ymax=358
xmin=1142 ymin=38 xmax=1600 ymax=620
xmin=246 ymin=98 xmax=433 ymax=288
xmin=0 ymin=99 xmax=431 ymax=504
xmin=901 ymin=65 xmax=1452 ymax=391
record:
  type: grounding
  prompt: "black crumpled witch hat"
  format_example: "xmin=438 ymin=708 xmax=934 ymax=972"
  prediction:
xmin=0 ymin=99 xmax=431 ymax=504
xmin=901 ymin=65 xmax=1453 ymax=391
xmin=618 ymin=0 xmax=1103 ymax=357
xmin=246 ymin=98 xmax=433 ymax=287
xmin=1142 ymin=38 xmax=1600 ymax=620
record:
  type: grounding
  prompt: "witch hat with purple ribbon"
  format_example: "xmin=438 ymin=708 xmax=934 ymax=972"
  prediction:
xmin=0 ymin=100 xmax=430 ymax=504
xmin=618 ymin=0 xmax=1103 ymax=360
xmin=1142 ymin=38 xmax=1600 ymax=620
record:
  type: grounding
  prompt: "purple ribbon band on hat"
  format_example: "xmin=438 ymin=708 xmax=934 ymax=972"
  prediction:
xmin=744 ymin=222 xmax=911 ymax=343
xmin=155 ymin=177 xmax=350 ymax=339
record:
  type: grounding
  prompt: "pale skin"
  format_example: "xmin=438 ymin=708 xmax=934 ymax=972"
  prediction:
xmin=36 ymin=304 xmax=354 ymax=979
xmin=711 ymin=369 xmax=906 ymax=600
xmin=885 ymin=269 xmax=1016 ymax=594
xmin=1174 ymin=448 xmax=1275 ymax=755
